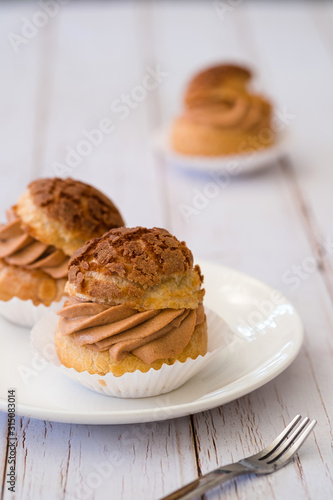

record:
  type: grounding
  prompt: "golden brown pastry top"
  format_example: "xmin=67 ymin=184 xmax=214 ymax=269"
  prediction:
xmin=28 ymin=178 xmax=124 ymax=238
xmin=67 ymin=227 xmax=204 ymax=310
xmin=69 ymin=226 xmax=194 ymax=287
xmin=185 ymin=64 xmax=252 ymax=107
xmin=14 ymin=178 xmax=125 ymax=256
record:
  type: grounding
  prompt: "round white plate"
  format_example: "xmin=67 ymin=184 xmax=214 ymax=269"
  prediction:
xmin=0 ymin=260 xmax=303 ymax=425
xmin=154 ymin=127 xmax=291 ymax=174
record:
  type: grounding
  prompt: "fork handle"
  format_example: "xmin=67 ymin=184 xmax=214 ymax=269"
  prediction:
xmin=159 ymin=463 xmax=247 ymax=500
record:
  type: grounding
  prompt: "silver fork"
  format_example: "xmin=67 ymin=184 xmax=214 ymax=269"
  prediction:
xmin=159 ymin=415 xmax=317 ymax=500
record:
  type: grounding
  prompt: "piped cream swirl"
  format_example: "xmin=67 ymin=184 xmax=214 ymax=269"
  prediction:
xmin=185 ymin=89 xmax=271 ymax=132
xmin=0 ymin=210 xmax=69 ymax=279
xmin=57 ymin=298 xmax=205 ymax=364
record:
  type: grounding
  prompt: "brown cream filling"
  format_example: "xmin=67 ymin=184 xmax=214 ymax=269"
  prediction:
xmin=57 ymin=297 xmax=205 ymax=364
xmin=0 ymin=209 xmax=69 ymax=279
xmin=185 ymin=91 xmax=268 ymax=131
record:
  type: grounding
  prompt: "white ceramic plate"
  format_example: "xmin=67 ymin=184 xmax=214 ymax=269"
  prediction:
xmin=154 ymin=127 xmax=291 ymax=174
xmin=0 ymin=261 xmax=303 ymax=425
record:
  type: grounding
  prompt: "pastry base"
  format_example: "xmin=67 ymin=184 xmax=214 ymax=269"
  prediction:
xmin=0 ymin=259 xmax=66 ymax=306
xmin=55 ymin=317 xmax=208 ymax=377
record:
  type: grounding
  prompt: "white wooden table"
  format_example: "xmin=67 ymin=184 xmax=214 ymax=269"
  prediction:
xmin=1 ymin=1 xmax=333 ymax=499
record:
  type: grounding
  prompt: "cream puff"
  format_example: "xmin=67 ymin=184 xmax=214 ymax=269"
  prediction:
xmin=55 ymin=227 xmax=207 ymax=376
xmin=0 ymin=178 xmax=124 ymax=307
xmin=171 ymin=63 xmax=274 ymax=156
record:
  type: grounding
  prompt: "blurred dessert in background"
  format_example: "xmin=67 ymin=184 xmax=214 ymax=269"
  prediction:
xmin=171 ymin=63 xmax=274 ymax=156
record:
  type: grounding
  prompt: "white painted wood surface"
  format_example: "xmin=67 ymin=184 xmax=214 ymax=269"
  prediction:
xmin=1 ymin=1 xmax=333 ymax=499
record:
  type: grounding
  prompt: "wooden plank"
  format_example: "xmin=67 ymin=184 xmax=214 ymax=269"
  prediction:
xmin=239 ymin=1 xmax=333 ymax=298
xmin=0 ymin=2 xmax=44 ymax=215
xmin=0 ymin=412 xmax=8 ymax=500
xmin=39 ymin=1 xmax=165 ymax=228
xmin=1 ymin=416 xmax=197 ymax=500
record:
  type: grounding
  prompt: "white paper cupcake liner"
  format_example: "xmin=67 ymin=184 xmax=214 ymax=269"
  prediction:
xmin=0 ymin=297 xmax=66 ymax=329
xmin=30 ymin=308 xmax=236 ymax=398
xmin=154 ymin=126 xmax=291 ymax=174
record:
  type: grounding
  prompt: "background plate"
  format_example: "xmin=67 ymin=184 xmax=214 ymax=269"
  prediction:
xmin=0 ymin=260 xmax=303 ymax=425
xmin=154 ymin=127 xmax=291 ymax=174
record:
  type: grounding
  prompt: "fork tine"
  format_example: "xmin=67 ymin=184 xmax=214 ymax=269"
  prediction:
xmin=272 ymin=420 xmax=317 ymax=465
xmin=258 ymin=415 xmax=302 ymax=460
xmin=266 ymin=418 xmax=312 ymax=464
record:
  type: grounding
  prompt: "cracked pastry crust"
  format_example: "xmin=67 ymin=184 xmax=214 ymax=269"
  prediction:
xmin=67 ymin=227 xmax=205 ymax=310
xmin=55 ymin=314 xmax=207 ymax=376
xmin=15 ymin=178 xmax=125 ymax=256
xmin=0 ymin=260 xmax=66 ymax=306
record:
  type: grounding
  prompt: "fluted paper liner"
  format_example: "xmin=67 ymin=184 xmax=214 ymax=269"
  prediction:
xmin=0 ymin=297 xmax=66 ymax=329
xmin=30 ymin=308 xmax=236 ymax=398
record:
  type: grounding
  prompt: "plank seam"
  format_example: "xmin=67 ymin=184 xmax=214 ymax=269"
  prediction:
xmin=30 ymin=15 xmax=59 ymax=181
xmin=280 ymin=156 xmax=333 ymax=304
xmin=189 ymin=415 xmax=204 ymax=500
xmin=133 ymin=0 xmax=173 ymax=230
xmin=0 ymin=414 xmax=9 ymax=500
